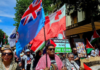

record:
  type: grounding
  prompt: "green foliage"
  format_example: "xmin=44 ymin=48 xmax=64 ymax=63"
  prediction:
xmin=0 ymin=29 xmax=8 ymax=44
xmin=63 ymin=0 xmax=100 ymax=17
xmin=14 ymin=0 xmax=33 ymax=28
xmin=42 ymin=0 xmax=58 ymax=13
xmin=0 ymin=29 xmax=4 ymax=41
xmin=14 ymin=0 xmax=60 ymax=28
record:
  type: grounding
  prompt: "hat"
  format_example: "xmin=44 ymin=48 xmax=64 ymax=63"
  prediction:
xmin=25 ymin=49 xmax=30 ymax=52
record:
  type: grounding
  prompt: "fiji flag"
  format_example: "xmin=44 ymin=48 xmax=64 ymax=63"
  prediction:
xmin=16 ymin=0 xmax=45 ymax=57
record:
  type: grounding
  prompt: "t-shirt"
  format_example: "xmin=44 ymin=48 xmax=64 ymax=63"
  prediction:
xmin=50 ymin=58 xmax=58 ymax=70
xmin=73 ymin=54 xmax=80 ymax=66
xmin=27 ymin=57 xmax=31 ymax=70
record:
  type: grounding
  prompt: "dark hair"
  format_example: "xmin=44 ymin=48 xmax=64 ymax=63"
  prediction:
xmin=46 ymin=44 xmax=54 ymax=50
xmin=36 ymin=50 xmax=41 ymax=56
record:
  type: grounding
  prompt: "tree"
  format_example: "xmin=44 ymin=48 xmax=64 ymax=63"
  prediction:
xmin=14 ymin=0 xmax=57 ymax=28
xmin=0 ymin=29 xmax=8 ymax=45
xmin=14 ymin=0 xmax=33 ymax=28
xmin=60 ymin=0 xmax=100 ymax=31
xmin=0 ymin=29 xmax=4 ymax=43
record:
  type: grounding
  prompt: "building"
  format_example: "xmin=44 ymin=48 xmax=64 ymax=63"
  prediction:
xmin=65 ymin=8 xmax=100 ymax=47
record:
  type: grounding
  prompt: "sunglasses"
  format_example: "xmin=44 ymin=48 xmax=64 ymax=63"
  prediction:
xmin=2 ymin=53 xmax=13 ymax=56
xmin=48 ymin=48 xmax=55 ymax=51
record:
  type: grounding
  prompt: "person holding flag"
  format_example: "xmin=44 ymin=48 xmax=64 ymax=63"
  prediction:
xmin=36 ymin=44 xmax=67 ymax=70
xmin=90 ymin=43 xmax=99 ymax=57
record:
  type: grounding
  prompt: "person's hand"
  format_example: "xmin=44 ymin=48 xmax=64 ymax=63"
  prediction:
xmin=43 ymin=67 xmax=49 ymax=70
xmin=79 ymin=66 xmax=84 ymax=70
xmin=22 ymin=69 xmax=25 ymax=70
xmin=16 ymin=58 xmax=18 ymax=61
xmin=61 ymin=66 xmax=67 ymax=70
xmin=74 ymin=57 xmax=79 ymax=61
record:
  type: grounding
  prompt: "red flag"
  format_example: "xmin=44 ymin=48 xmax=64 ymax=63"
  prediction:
xmin=50 ymin=39 xmax=56 ymax=48
xmin=86 ymin=38 xmax=94 ymax=49
xmin=83 ymin=63 xmax=92 ymax=70
xmin=93 ymin=30 xmax=100 ymax=38
xmin=4 ymin=33 xmax=5 ymax=39
xmin=31 ymin=5 xmax=66 ymax=52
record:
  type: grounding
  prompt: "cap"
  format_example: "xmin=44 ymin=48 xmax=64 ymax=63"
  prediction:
xmin=25 ymin=49 xmax=30 ymax=52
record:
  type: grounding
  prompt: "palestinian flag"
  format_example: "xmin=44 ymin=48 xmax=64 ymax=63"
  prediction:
xmin=50 ymin=39 xmax=56 ymax=47
xmin=3 ymin=33 xmax=6 ymax=44
xmin=86 ymin=38 xmax=94 ymax=54
xmin=83 ymin=63 xmax=92 ymax=70
xmin=90 ymin=30 xmax=100 ymax=44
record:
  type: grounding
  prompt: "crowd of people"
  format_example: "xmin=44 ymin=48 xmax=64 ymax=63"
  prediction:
xmin=0 ymin=43 xmax=100 ymax=70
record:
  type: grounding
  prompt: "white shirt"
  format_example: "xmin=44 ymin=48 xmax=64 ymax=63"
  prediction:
xmin=91 ymin=49 xmax=99 ymax=57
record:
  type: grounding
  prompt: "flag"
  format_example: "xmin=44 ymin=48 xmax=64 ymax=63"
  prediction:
xmin=83 ymin=63 xmax=92 ymax=70
xmin=86 ymin=38 xmax=94 ymax=54
xmin=8 ymin=27 xmax=17 ymax=47
xmin=3 ymin=33 xmax=6 ymax=44
xmin=31 ymin=4 xmax=66 ymax=52
xmin=50 ymin=39 xmax=56 ymax=47
xmin=16 ymin=0 xmax=45 ymax=57
xmin=43 ymin=40 xmax=50 ymax=54
xmin=90 ymin=30 xmax=100 ymax=44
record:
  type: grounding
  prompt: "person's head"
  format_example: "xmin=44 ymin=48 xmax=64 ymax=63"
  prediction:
xmin=36 ymin=50 xmax=41 ymax=57
xmin=46 ymin=44 xmax=55 ymax=57
xmin=1 ymin=47 xmax=13 ymax=63
xmin=62 ymin=54 xmax=65 ymax=57
xmin=25 ymin=49 xmax=30 ymax=56
xmin=72 ymin=48 xmax=77 ymax=54
xmin=68 ymin=53 xmax=74 ymax=62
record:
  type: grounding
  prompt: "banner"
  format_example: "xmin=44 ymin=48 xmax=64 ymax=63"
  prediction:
xmin=52 ymin=39 xmax=72 ymax=53
xmin=75 ymin=42 xmax=87 ymax=57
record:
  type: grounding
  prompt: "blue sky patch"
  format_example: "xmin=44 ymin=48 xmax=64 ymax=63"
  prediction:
xmin=0 ymin=0 xmax=16 ymax=36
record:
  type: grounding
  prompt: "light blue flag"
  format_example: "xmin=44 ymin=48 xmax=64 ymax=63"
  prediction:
xmin=16 ymin=0 xmax=45 ymax=57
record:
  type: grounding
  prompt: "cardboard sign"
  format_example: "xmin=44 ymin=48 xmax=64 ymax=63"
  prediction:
xmin=52 ymin=39 xmax=72 ymax=53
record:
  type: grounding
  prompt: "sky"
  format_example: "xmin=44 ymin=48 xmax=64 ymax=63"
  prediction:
xmin=0 ymin=0 xmax=16 ymax=36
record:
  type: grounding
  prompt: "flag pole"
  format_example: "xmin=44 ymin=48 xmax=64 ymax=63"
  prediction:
xmin=64 ymin=31 xmax=67 ymax=66
xmin=43 ymin=26 xmax=48 ymax=67
xmin=64 ymin=3 xmax=67 ymax=66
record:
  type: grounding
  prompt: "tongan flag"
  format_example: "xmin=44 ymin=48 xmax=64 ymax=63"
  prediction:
xmin=31 ymin=5 xmax=66 ymax=52
xmin=8 ymin=27 xmax=17 ymax=47
xmin=16 ymin=0 xmax=45 ymax=57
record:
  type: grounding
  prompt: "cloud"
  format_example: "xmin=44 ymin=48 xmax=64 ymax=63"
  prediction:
xmin=0 ymin=0 xmax=16 ymax=18
xmin=0 ymin=0 xmax=16 ymax=7
xmin=0 ymin=11 xmax=15 ymax=18
xmin=0 ymin=20 xmax=2 ymax=22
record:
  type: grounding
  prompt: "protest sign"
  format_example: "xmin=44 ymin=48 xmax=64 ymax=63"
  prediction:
xmin=52 ymin=39 xmax=72 ymax=53
xmin=74 ymin=39 xmax=87 ymax=57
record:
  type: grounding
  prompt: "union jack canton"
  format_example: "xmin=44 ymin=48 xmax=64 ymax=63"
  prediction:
xmin=21 ymin=0 xmax=42 ymax=26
